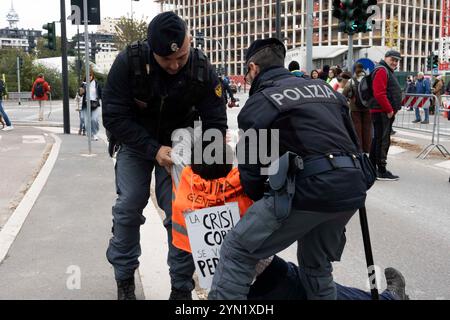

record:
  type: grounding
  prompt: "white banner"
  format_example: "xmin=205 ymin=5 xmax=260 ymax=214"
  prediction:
xmin=184 ymin=202 xmax=241 ymax=289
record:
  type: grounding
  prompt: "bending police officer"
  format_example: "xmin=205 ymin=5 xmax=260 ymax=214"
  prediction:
xmin=209 ymin=38 xmax=369 ymax=300
xmin=102 ymin=12 xmax=227 ymax=300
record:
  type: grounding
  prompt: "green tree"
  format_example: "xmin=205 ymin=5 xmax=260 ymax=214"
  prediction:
xmin=36 ymin=36 xmax=62 ymax=59
xmin=114 ymin=16 xmax=148 ymax=51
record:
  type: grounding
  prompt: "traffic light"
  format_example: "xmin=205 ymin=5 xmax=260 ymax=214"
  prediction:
xmin=42 ymin=22 xmax=56 ymax=51
xmin=332 ymin=0 xmax=358 ymax=35
xmin=333 ymin=0 xmax=378 ymax=34
xmin=432 ymin=54 xmax=439 ymax=69
xmin=196 ymin=31 xmax=205 ymax=48
xmin=18 ymin=56 xmax=24 ymax=68
xmin=427 ymin=55 xmax=433 ymax=70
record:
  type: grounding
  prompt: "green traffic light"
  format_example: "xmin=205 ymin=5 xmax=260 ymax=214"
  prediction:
xmin=42 ymin=22 xmax=56 ymax=51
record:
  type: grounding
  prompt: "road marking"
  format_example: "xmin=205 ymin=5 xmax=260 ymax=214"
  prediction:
xmin=22 ymin=135 xmax=46 ymax=144
xmin=0 ymin=134 xmax=61 ymax=264
xmin=388 ymin=146 xmax=407 ymax=155
xmin=395 ymin=129 xmax=450 ymax=142
xmin=392 ymin=137 xmax=415 ymax=144
xmin=435 ymin=160 xmax=450 ymax=170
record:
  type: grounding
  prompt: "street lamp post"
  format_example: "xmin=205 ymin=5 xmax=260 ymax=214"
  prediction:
xmin=276 ymin=0 xmax=281 ymax=40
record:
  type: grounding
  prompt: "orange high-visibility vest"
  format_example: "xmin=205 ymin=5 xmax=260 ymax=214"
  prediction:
xmin=172 ymin=166 xmax=254 ymax=253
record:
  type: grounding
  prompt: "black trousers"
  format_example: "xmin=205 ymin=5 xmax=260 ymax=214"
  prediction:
xmin=369 ymin=113 xmax=392 ymax=173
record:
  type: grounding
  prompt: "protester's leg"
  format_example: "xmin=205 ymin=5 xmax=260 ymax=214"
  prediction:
xmin=297 ymin=210 xmax=355 ymax=300
xmin=0 ymin=101 xmax=12 ymax=126
xmin=106 ymin=146 xmax=154 ymax=281
xmin=154 ymin=165 xmax=196 ymax=293
xmin=209 ymin=196 xmax=344 ymax=300
xmin=336 ymin=283 xmax=395 ymax=300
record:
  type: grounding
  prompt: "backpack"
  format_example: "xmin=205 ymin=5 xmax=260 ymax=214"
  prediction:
xmin=358 ymin=66 xmax=389 ymax=109
xmin=349 ymin=77 xmax=367 ymax=109
xmin=34 ymin=82 xmax=45 ymax=98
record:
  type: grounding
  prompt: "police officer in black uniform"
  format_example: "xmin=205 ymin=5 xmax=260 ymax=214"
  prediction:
xmin=209 ymin=38 xmax=369 ymax=300
xmin=102 ymin=12 xmax=227 ymax=300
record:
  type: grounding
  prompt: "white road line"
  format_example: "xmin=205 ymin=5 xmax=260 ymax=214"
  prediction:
xmin=0 ymin=134 xmax=61 ymax=263
xmin=22 ymin=135 xmax=46 ymax=144
xmin=392 ymin=137 xmax=415 ymax=144
xmin=395 ymin=129 xmax=450 ymax=142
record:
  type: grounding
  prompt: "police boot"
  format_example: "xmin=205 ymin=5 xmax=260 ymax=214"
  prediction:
xmin=117 ymin=277 xmax=136 ymax=300
xmin=385 ymin=267 xmax=410 ymax=300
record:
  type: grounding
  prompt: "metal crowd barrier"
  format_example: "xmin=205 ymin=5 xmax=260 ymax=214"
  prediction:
xmin=397 ymin=93 xmax=450 ymax=159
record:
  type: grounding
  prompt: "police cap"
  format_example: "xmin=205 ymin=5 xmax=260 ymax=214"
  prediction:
xmin=147 ymin=12 xmax=187 ymax=57
xmin=245 ymin=38 xmax=286 ymax=64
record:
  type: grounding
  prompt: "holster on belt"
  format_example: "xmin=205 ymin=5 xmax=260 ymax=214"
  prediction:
xmin=267 ymin=152 xmax=303 ymax=221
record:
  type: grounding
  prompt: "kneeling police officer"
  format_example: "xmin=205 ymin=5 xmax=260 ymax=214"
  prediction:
xmin=102 ymin=12 xmax=227 ymax=300
xmin=209 ymin=38 xmax=369 ymax=300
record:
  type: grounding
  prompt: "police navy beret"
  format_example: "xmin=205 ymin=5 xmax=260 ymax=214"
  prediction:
xmin=245 ymin=38 xmax=286 ymax=64
xmin=148 ymin=12 xmax=187 ymax=57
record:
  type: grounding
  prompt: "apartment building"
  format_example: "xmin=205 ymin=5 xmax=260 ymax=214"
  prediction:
xmin=156 ymin=0 xmax=443 ymax=75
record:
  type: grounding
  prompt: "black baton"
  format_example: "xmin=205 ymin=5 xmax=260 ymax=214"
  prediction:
xmin=359 ymin=206 xmax=379 ymax=300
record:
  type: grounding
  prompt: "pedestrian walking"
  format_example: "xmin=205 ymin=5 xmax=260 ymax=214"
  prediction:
xmin=369 ymin=50 xmax=403 ymax=181
xmin=412 ymin=72 xmax=431 ymax=124
xmin=102 ymin=12 xmax=227 ymax=300
xmin=0 ymin=79 xmax=13 ymax=131
xmin=343 ymin=63 xmax=372 ymax=153
xmin=209 ymin=38 xmax=372 ymax=300
xmin=79 ymin=70 xmax=102 ymax=141
xmin=31 ymin=74 xmax=51 ymax=121
xmin=431 ymin=75 xmax=444 ymax=115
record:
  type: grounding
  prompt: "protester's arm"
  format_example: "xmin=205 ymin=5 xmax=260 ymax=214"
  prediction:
xmin=372 ymin=68 xmax=394 ymax=114
xmin=195 ymin=67 xmax=228 ymax=134
xmin=237 ymin=94 xmax=280 ymax=201
xmin=102 ymin=51 xmax=161 ymax=161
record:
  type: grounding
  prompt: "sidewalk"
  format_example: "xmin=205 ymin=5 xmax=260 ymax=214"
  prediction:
xmin=0 ymin=129 xmax=163 ymax=299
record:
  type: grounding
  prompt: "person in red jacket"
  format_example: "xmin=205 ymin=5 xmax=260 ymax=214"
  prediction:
xmin=31 ymin=74 xmax=51 ymax=121
xmin=369 ymin=50 xmax=402 ymax=181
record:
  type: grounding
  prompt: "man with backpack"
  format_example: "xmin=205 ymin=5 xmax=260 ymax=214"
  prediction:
xmin=343 ymin=63 xmax=371 ymax=153
xmin=366 ymin=50 xmax=402 ymax=181
xmin=31 ymin=74 xmax=51 ymax=121
xmin=102 ymin=12 xmax=227 ymax=300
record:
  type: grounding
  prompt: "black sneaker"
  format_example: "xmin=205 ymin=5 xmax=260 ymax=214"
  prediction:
xmin=421 ymin=120 xmax=429 ymax=124
xmin=377 ymin=171 xmax=399 ymax=181
xmin=117 ymin=278 xmax=136 ymax=300
xmin=412 ymin=119 xmax=421 ymax=123
xmin=169 ymin=288 xmax=193 ymax=300
xmin=385 ymin=267 xmax=410 ymax=300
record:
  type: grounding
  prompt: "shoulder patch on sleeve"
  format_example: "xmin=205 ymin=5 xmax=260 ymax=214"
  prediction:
xmin=215 ymin=83 xmax=222 ymax=98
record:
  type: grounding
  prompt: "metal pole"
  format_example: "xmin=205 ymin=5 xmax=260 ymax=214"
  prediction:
xmin=306 ymin=0 xmax=313 ymax=73
xmin=60 ymin=0 xmax=70 ymax=134
xmin=83 ymin=0 xmax=92 ymax=154
xmin=77 ymin=25 xmax=81 ymax=85
xmin=276 ymin=0 xmax=281 ymax=40
xmin=348 ymin=34 xmax=354 ymax=71
xmin=16 ymin=57 xmax=21 ymax=106
xmin=359 ymin=207 xmax=380 ymax=300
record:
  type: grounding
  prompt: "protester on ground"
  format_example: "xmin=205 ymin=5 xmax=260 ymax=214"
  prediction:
xmin=31 ymin=73 xmax=51 ymax=121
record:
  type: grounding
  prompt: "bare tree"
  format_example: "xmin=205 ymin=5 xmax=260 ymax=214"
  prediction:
xmin=114 ymin=16 xmax=148 ymax=51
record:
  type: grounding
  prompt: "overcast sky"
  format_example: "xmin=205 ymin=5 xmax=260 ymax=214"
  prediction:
xmin=0 ymin=0 xmax=161 ymax=37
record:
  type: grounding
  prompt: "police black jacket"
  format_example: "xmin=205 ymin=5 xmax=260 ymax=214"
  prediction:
xmin=102 ymin=47 xmax=227 ymax=160
xmin=238 ymin=67 xmax=367 ymax=212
